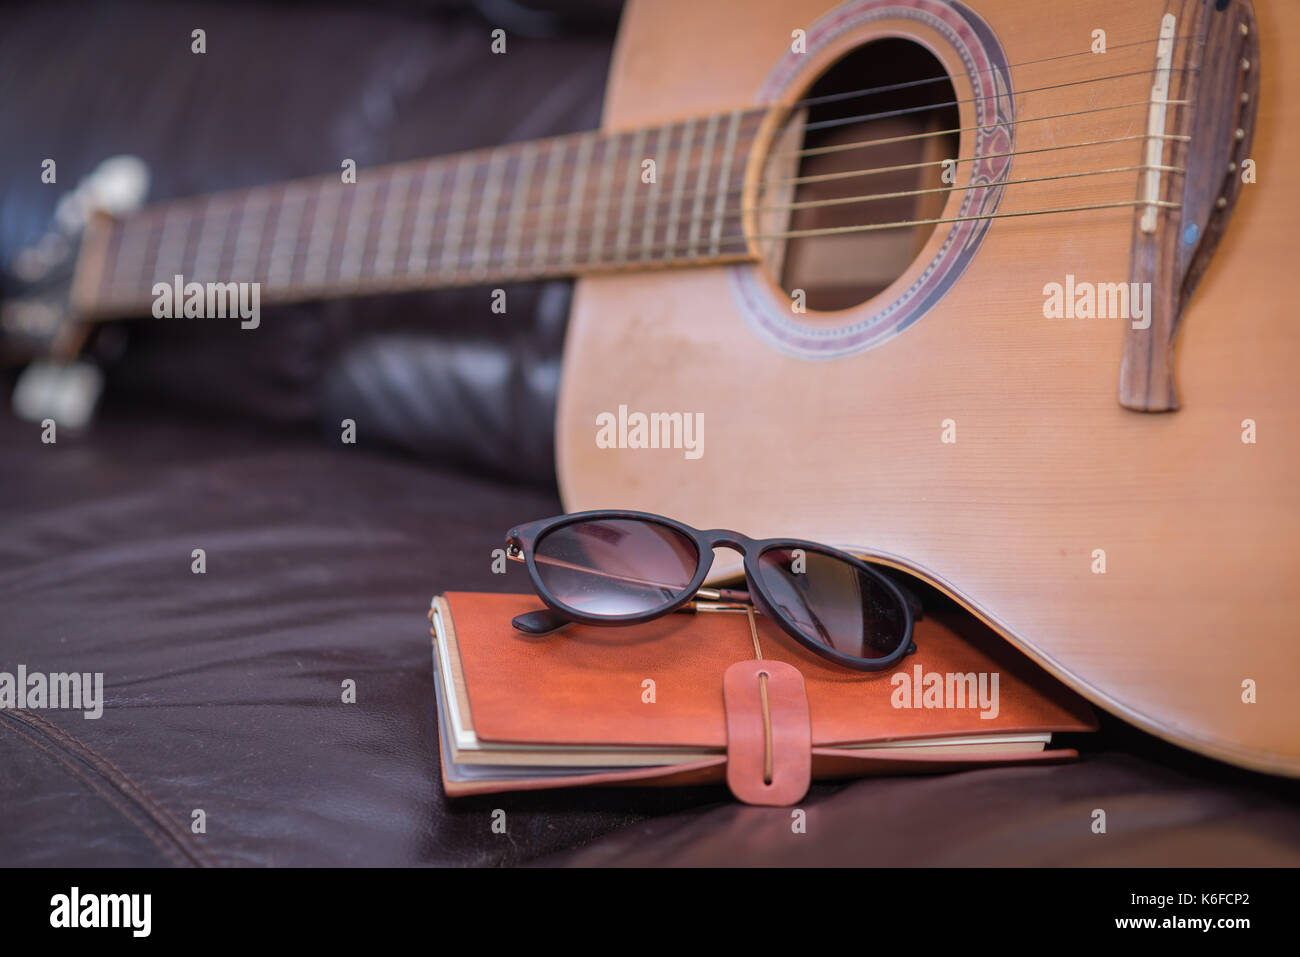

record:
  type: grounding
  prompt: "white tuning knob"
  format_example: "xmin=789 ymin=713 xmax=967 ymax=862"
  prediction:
xmin=85 ymin=155 xmax=151 ymax=214
xmin=55 ymin=154 xmax=151 ymax=231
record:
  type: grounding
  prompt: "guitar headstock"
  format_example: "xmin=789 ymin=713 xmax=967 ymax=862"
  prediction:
xmin=4 ymin=156 xmax=149 ymax=357
xmin=4 ymin=156 xmax=149 ymax=426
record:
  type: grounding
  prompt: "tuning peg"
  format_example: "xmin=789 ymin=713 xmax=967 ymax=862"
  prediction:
xmin=54 ymin=155 xmax=150 ymax=233
xmin=11 ymin=360 xmax=104 ymax=429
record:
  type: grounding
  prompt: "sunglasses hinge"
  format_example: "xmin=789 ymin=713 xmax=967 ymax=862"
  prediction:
xmin=690 ymin=601 xmax=755 ymax=614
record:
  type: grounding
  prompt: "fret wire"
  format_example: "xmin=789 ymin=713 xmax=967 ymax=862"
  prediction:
xmin=97 ymin=223 xmax=124 ymax=301
xmin=303 ymin=181 xmax=341 ymax=288
xmin=710 ymin=111 xmax=742 ymax=257
xmin=440 ymin=156 xmax=475 ymax=277
xmin=615 ymin=127 xmax=646 ymax=264
xmin=104 ymin=220 xmax=128 ymax=295
xmin=374 ymin=167 xmax=412 ymax=277
xmin=588 ymin=133 xmax=619 ymax=266
xmin=503 ymin=141 xmax=536 ymax=273
xmin=664 ymin=117 xmax=695 ymax=261
xmin=155 ymin=204 xmax=188 ymax=282
xmin=231 ymin=190 xmax=267 ymax=280
xmin=339 ymin=179 xmax=376 ymax=283
xmin=407 ymin=160 xmax=443 ymax=275
xmin=639 ymin=123 xmax=669 ymax=263
xmin=178 ymin=204 xmax=202 ymax=283
xmin=533 ymin=138 xmax=563 ymax=271
xmin=687 ymin=113 xmax=719 ymax=258
xmin=192 ymin=197 xmax=230 ymax=280
xmin=114 ymin=213 xmax=154 ymax=291
xmin=471 ymin=150 xmax=507 ymax=279
xmin=562 ymin=134 xmax=594 ymax=264
xmin=215 ymin=196 xmax=244 ymax=280
xmin=268 ymin=184 xmax=306 ymax=287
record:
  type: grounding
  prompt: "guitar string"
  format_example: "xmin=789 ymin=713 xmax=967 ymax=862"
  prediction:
xmin=680 ymin=9 xmax=1198 ymax=254
xmin=802 ymin=66 xmax=1196 ymax=132
xmin=101 ymin=152 xmax=1182 ymax=294
xmin=112 ymin=58 xmax=1189 ymax=256
xmin=773 ymin=132 xmax=1189 ymax=188
xmin=790 ymin=34 xmax=1196 ymax=109
xmin=119 ymin=195 xmax=1177 ymax=298
xmin=97 ymin=13 xmax=1199 ymax=298
xmin=260 ymin=195 xmax=1183 ymax=284
xmin=746 ymin=199 xmax=1180 ymax=244
xmin=103 ymin=175 xmax=1182 ymax=295
xmin=107 ymin=60 xmax=1186 ymax=261
xmin=778 ymin=99 xmax=1190 ymax=159
xmin=745 ymin=6 xmax=1193 ymax=246
xmin=101 ymin=64 xmax=1195 ymax=292
xmin=107 ymin=116 xmax=1189 ymax=291
xmin=746 ymin=163 xmax=1185 ymax=215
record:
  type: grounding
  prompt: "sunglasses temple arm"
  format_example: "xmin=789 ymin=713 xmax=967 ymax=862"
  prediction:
xmin=510 ymin=549 xmax=705 ymax=594
xmin=891 ymin=580 xmax=924 ymax=620
xmin=511 ymin=586 xmax=756 ymax=636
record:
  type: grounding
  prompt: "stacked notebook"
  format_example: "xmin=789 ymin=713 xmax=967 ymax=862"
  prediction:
xmin=430 ymin=591 xmax=1097 ymax=797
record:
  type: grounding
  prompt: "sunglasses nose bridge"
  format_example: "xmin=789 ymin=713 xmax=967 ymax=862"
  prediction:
xmin=700 ymin=530 xmax=756 ymax=554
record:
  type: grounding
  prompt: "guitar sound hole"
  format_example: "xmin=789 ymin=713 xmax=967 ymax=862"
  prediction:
xmin=762 ymin=39 xmax=960 ymax=313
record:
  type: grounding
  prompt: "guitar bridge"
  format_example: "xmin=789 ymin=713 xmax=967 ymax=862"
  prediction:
xmin=1119 ymin=0 xmax=1261 ymax=412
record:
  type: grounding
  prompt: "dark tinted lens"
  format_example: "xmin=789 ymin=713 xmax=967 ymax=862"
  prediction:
xmin=756 ymin=547 xmax=907 ymax=660
xmin=534 ymin=518 xmax=699 ymax=616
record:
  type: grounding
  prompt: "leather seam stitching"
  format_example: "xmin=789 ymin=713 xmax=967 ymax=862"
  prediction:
xmin=0 ymin=710 xmax=217 ymax=867
xmin=0 ymin=714 xmax=189 ymax=866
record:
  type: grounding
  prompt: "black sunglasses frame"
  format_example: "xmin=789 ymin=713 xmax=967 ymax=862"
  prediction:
xmin=505 ymin=509 xmax=920 ymax=672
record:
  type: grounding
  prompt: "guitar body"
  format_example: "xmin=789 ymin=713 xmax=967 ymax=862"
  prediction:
xmin=557 ymin=0 xmax=1300 ymax=774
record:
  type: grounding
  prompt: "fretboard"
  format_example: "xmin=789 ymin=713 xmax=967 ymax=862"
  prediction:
xmin=72 ymin=109 xmax=767 ymax=318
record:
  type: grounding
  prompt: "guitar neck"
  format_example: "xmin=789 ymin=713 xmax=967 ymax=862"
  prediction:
xmin=71 ymin=109 xmax=767 ymax=319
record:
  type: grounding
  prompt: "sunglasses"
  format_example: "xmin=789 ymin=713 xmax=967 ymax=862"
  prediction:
xmin=504 ymin=510 xmax=920 ymax=671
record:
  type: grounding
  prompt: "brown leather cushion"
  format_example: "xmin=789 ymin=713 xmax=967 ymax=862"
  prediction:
xmin=5 ymin=406 xmax=1300 ymax=866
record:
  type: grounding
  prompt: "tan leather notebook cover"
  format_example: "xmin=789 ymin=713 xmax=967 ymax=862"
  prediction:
xmin=432 ymin=591 xmax=1097 ymax=796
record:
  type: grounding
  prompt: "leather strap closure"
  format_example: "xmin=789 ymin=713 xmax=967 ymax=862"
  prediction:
xmin=722 ymin=659 xmax=811 ymax=806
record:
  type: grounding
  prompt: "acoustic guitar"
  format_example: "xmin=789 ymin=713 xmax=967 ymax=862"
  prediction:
xmin=8 ymin=0 xmax=1296 ymax=775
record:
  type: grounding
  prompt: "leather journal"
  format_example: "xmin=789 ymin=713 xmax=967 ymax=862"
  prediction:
xmin=430 ymin=592 xmax=1097 ymax=805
